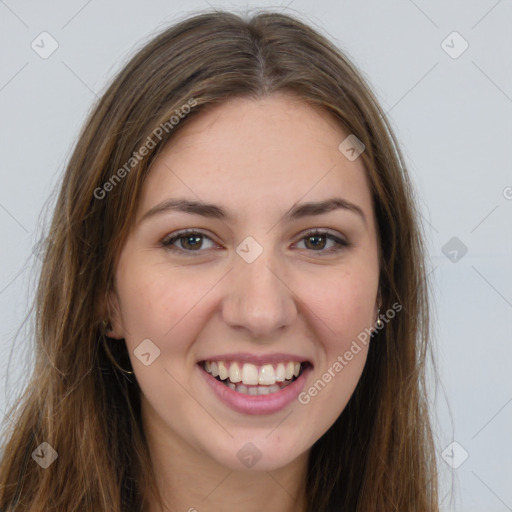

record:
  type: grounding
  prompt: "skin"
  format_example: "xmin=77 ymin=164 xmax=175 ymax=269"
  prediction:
xmin=107 ymin=92 xmax=381 ymax=512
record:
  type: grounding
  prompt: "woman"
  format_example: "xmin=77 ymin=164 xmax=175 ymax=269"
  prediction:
xmin=0 ymin=9 xmax=439 ymax=512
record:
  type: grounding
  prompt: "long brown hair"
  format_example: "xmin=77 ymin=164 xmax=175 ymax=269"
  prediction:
xmin=0 ymin=9 xmax=439 ymax=511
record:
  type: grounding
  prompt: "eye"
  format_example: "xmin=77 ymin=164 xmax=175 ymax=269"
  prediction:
xmin=294 ymin=229 xmax=350 ymax=255
xmin=161 ymin=229 xmax=217 ymax=255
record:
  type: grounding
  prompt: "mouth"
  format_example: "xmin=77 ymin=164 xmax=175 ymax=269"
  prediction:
xmin=198 ymin=359 xmax=312 ymax=396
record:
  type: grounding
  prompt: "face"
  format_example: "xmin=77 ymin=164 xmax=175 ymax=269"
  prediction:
xmin=108 ymin=93 xmax=380 ymax=472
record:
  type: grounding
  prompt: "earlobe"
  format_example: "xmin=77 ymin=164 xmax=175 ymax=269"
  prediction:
xmin=374 ymin=288 xmax=383 ymax=328
xmin=375 ymin=308 xmax=384 ymax=329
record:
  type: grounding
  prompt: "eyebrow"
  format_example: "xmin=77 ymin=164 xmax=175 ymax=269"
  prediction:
xmin=139 ymin=197 xmax=367 ymax=226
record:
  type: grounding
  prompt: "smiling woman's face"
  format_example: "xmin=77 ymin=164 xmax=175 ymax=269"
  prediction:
xmin=108 ymin=92 xmax=380 ymax=472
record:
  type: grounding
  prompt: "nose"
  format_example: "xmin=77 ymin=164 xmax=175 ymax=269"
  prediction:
xmin=221 ymin=247 xmax=298 ymax=340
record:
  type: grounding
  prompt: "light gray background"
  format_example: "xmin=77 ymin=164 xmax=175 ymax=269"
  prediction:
xmin=1 ymin=1 xmax=511 ymax=510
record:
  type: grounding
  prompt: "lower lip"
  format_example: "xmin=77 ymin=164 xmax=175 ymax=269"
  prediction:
xmin=199 ymin=364 xmax=312 ymax=415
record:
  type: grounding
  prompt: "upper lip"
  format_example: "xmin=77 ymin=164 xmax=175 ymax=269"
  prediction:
xmin=198 ymin=352 xmax=312 ymax=366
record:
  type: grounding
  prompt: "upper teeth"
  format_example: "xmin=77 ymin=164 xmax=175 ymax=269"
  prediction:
xmin=204 ymin=361 xmax=302 ymax=386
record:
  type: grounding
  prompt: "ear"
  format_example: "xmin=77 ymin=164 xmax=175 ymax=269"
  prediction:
xmin=108 ymin=290 xmax=125 ymax=339
xmin=103 ymin=288 xmax=125 ymax=340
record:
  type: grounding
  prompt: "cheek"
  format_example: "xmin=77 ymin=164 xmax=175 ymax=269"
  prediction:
xmin=297 ymin=268 xmax=374 ymax=433
xmin=303 ymin=261 xmax=378 ymax=342
xmin=296 ymin=258 xmax=376 ymax=416
xmin=116 ymin=262 xmax=217 ymax=354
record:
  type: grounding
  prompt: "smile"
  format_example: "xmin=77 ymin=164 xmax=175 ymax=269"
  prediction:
xmin=198 ymin=356 xmax=313 ymax=415
xmin=201 ymin=360 xmax=307 ymax=395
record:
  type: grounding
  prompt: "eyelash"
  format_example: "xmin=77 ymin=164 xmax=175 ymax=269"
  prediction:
xmin=160 ymin=228 xmax=350 ymax=257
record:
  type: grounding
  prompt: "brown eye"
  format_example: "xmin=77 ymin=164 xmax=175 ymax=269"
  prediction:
xmin=296 ymin=230 xmax=349 ymax=255
xmin=161 ymin=230 xmax=216 ymax=255
xmin=304 ymin=233 xmax=327 ymax=250
xmin=178 ymin=234 xmax=203 ymax=250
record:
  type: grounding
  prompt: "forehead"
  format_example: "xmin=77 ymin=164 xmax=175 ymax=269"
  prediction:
xmin=137 ymin=93 xmax=373 ymax=225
